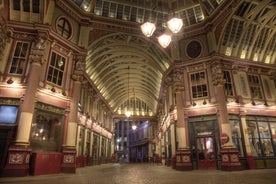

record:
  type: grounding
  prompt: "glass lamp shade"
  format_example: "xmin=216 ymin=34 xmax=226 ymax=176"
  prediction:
xmin=158 ymin=34 xmax=172 ymax=48
xmin=167 ymin=17 xmax=183 ymax=34
xmin=141 ymin=22 xmax=156 ymax=37
xmin=125 ymin=110 xmax=131 ymax=117
xmin=132 ymin=124 xmax=137 ymax=130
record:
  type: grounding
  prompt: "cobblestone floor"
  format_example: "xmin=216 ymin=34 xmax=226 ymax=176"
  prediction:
xmin=1 ymin=163 xmax=276 ymax=184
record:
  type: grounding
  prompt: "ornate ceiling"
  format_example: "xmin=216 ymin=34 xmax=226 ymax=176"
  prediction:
xmin=86 ymin=33 xmax=171 ymax=117
xmin=70 ymin=0 xmax=276 ymax=117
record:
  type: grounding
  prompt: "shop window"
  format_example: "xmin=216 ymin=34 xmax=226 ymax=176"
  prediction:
xmin=56 ymin=17 xmax=72 ymax=39
xmin=223 ymin=71 xmax=234 ymax=96
xmin=107 ymin=141 xmax=111 ymax=158
xmin=190 ymin=71 xmax=208 ymax=99
xmin=248 ymin=75 xmax=263 ymax=100
xmin=9 ymin=42 xmax=29 ymax=75
xmin=101 ymin=138 xmax=106 ymax=157
xmin=47 ymin=52 xmax=66 ymax=86
xmin=247 ymin=121 xmax=274 ymax=157
xmin=78 ymin=127 xmax=85 ymax=156
xmin=271 ymin=123 xmax=276 ymax=154
xmin=30 ymin=112 xmax=63 ymax=151
xmin=86 ymin=131 xmax=91 ymax=156
xmin=92 ymin=134 xmax=99 ymax=163
xmin=230 ymin=120 xmax=244 ymax=157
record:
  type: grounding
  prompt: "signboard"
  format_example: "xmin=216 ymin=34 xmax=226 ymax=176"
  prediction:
xmin=221 ymin=133 xmax=229 ymax=144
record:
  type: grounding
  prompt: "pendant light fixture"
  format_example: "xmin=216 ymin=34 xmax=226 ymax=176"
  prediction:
xmin=140 ymin=0 xmax=183 ymax=48
xmin=125 ymin=66 xmax=131 ymax=118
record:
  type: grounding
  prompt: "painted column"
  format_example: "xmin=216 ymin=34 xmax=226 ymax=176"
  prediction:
xmin=99 ymin=135 xmax=102 ymax=165
xmin=240 ymin=114 xmax=255 ymax=169
xmin=83 ymin=128 xmax=88 ymax=166
xmin=75 ymin=125 xmax=81 ymax=167
xmin=127 ymin=120 xmax=130 ymax=163
xmin=3 ymin=37 xmax=45 ymax=177
xmin=156 ymin=135 xmax=161 ymax=159
xmin=89 ymin=130 xmax=93 ymax=165
xmin=174 ymin=84 xmax=192 ymax=170
xmin=111 ymin=133 xmax=115 ymax=163
xmin=161 ymin=135 xmax=165 ymax=165
xmin=211 ymin=63 xmax=242 ymax=171
xmin=170 ymin=122 xmax=176 ymax=169
xmin=61 ymin=54 xmax=84 ymax=173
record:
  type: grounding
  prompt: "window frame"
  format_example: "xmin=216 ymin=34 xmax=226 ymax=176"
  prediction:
xmin=229 ymin=115 xmax=245 ymax=157
xmin=246 ymin=117 xmax=276 ymax=157
xmin=56 ymin=17 xmax=72 ymax=40
xmin=248 ymin=74 xmax=263 ymax=100
xmin=30 ymin=109 xmax=64 ymax=152
xmin=190 ymin=71 xmax=209 ymax=99
xmin=8 ymin=41 xmax=30 ymax=76
xmin=46 ymin=51 xmax=66 ymax=87
xmin=223 ymin=70 xmax=234 ymax=97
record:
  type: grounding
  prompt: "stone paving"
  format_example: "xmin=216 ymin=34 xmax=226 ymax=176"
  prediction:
xmin=0 ymin=163 xmax=276 ymax=184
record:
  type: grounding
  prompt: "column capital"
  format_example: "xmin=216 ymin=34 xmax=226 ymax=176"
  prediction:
xmin=29 ymin=54 xmax=45 ymax=65
xmin=173 ymin=85 xmax=185 ymax=93
xmin=29 ymin=35 xmax=48 ymax=65
xmin=71 ymin=70 xmax=84 ymax=82
xmin=211 ymin=63 xmax=225 ymax=86
xmin=212 ymin=74 xmax=226 ymax=86
xmin=71 ymin=53 xmax=85 ymax=82
xmin=165 ymin=68 xmax=183 ymax=86
xmin=73 ymin=53 xmax=86 ymax=70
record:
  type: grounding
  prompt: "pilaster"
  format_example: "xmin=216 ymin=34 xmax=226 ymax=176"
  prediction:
xmin=174 ymin=83 xmax=192 ymax=171
xmin=61 ymin=54 xmax=84 ymax=173
xmin=211 ymin=63 xmax=242 ymax=171
xmin=240 ymin=114 xmax=255 ymax=169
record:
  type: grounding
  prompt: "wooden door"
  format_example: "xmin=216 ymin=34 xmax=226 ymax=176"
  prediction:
xmin=196 ymin=137 xmax=216 ymax=169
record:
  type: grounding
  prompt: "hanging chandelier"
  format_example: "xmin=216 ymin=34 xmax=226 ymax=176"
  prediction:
xmin=140 ymin=1 xmax=183 ymax=48
xmin=125 ymin=66 xmax=131 ymax=118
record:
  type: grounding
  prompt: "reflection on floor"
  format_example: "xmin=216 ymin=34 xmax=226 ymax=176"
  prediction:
xmin=1 ymin=163 xmax=276 ymax=184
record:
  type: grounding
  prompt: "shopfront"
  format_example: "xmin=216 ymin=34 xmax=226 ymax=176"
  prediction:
xmin=245 ymin=116 xmax=276 ymax=168
xmin=29 ymin=103 xmax=65 ymax=175
xmin=188 ymin=115 xmax=220 ymax=170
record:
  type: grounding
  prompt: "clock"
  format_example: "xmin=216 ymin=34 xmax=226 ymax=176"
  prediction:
xmin=186 ymin=41 xmax=202 ymax=58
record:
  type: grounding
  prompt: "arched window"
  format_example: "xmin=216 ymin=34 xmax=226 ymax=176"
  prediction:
xmin=56 ymin=18 xmax=72 ymax=39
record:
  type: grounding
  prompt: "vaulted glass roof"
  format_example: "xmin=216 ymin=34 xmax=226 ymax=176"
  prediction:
xmin=68 ymin=0 xmax=276 ymax=118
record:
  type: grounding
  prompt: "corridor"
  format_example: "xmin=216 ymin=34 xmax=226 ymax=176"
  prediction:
xmin=0 ymin=164 xmax=275 ymax=184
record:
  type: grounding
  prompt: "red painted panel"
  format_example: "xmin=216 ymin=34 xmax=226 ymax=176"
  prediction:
xmin=30 ymin=152 xmax=62 ymax=175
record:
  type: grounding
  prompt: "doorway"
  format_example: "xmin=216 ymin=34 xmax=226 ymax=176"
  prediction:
xmin=196 ymin=137 xmax=216 ymax=169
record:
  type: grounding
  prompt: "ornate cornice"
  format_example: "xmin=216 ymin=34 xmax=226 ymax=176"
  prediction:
xmin=0 ymin=16 xmax=8 ymax=56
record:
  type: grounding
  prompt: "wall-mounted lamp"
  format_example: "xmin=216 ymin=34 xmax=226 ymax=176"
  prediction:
xmin=51 ymin=87 xmax=56 ymax=92
xmin=7 ymin=78 xmax=14 ymax=84
xmin=132 ymin=124 xmax=137 ymax=131
xmin=62 ymin=90 xmax=67 ymax=96
xmin=235 ymin=96 xmax=241 ymax=104
xmin=251 ymin=99 xmax=256 ymax=106
xmin=264 ymin=101 xmax=268 ymax=106
xmin=203 ymin=99 xmax=207 ymax=105
xmin=192 ymin=102 xmax=197 ymax=106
